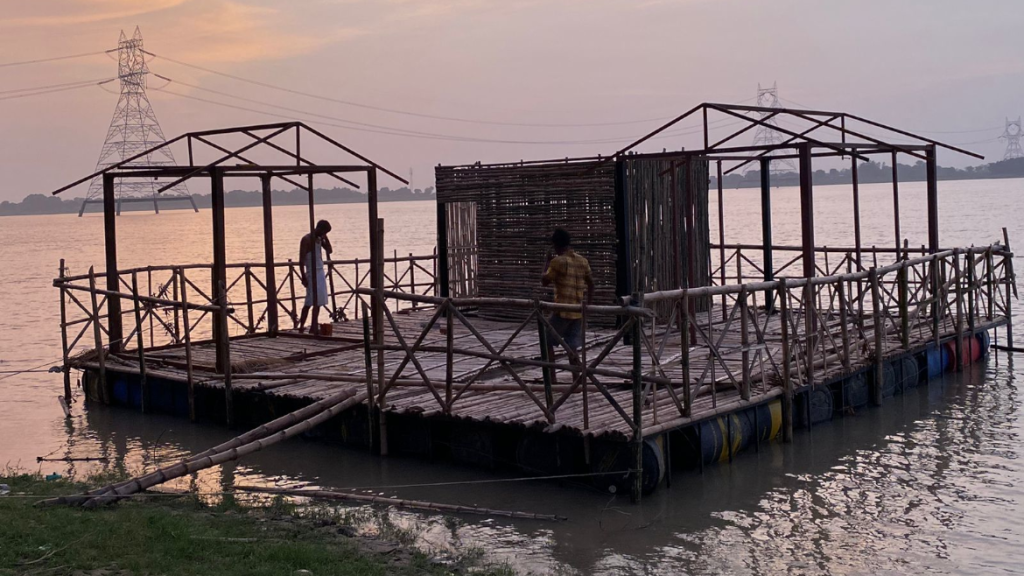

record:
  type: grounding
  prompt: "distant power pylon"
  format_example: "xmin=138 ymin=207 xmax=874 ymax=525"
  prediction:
xmin=750 ymin=82 xmax=797 ymax=176
xmin=80 ymin=27 xmax=195 ymax=216
xmin=1002 ymin=117 xmax=1024 ymax=161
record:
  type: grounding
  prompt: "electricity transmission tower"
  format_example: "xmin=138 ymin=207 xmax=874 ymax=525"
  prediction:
xmin=80 ymin=27 xmax=196 ymax=216
xmin=750 ymin=82 xmax=797 ymax=176
xmin=1002 ymin=117 xmax=1024 ymax=160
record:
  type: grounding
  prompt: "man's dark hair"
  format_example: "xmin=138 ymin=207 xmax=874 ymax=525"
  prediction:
xmin=551 ymin=228 xmax=571 ymax=249
xmin=315 ymin=220 xmax=332 ymax=235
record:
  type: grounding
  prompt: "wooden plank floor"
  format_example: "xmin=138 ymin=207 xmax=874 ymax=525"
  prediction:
xmin=90 ymin=306 xmax=1007 ymax=441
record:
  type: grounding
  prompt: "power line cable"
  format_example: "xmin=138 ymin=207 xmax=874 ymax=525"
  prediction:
xmin=145 ymin=50 xmax=680 ymax=128
xmin=151 ymin=82 xmax=745 ymax=146
xmin=0 ymin=50 xmax=114 ymax=69
xmin=0 ymin=78 xmax=116 ymax=102
xmin=778 ymin=96 xmax=1003 ymax=136
xmin=0 ymin=77 xmax=115 ymax=96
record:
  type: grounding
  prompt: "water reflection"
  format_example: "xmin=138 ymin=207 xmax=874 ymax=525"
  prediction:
xmin=45 ymin=356 xmax=1019 ymax=575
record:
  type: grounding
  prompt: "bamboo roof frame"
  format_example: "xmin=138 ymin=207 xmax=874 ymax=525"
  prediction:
xmin=50 ymin=122 xmax=409 ymax=427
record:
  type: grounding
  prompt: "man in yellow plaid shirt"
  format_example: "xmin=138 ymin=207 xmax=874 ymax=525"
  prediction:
xmin=541 ymin=229 xmax=594 ymax=360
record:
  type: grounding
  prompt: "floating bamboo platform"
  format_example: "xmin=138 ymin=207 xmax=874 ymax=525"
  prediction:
xmin=61 ymin=241 xmax=1014 ymax=499
xmin=46 ymin=114 xmax=1019 ymax=502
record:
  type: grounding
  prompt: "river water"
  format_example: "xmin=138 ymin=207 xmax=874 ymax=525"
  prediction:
xmin=2 ymin=179 xmax=1023 ymax=575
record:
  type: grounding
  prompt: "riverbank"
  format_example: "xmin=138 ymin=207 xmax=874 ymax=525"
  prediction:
xmin=0 ymin=471 xmax=512 ymax=576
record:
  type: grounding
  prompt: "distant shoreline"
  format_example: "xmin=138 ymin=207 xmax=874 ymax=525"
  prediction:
xmin=0 ymin=186 xmax=435 ymax=217
xmin=4 ymin=156 xmax=1024 ymax=216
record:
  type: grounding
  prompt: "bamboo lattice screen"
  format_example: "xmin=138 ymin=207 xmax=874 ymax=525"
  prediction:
xmin=436 ymin=156 xmax=711 ymax=323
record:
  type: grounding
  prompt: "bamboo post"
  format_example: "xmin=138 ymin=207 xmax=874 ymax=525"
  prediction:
xmin=932 ymin=255 xmax=942 ymax=346
xmin=779 ymin=279 xmax=793 ymax=442
xmin=445 ymin=300 xmax=454 ymax=412
xmin=739 ymin=286 xmax=751 ymax=401
xmin=261 ymin=174 xmax=278 ymax=336
xmin=898 ymin=261 xmax=910 ymax=350
xmin=147 ymin=268 xmax=154 ymax=348
xmin=409 ymin=252 xmax=417 ymax=309
xmin=361 ymin=303 xmax=376 ymax=451
xmin=327 ymin=262 xmax=339 ymax=318
xmin=966 ymin=247 xmax=976 ymax=336
xmin=870 ymin=268 xmax=884 ymax=406
xmin=803 ymin=282 xmax=815 ymax=387
xmin=580 ymin=296 xmax=590 ymax=437
xmin=1003 ymin=227 xmax=1015 ymax=350
xmin=630 ymin=304 xmax=644 ymax=504
xmin=244 ymin=265 xmax=255 ymax=334
xmin=952 ymin=249 xmax=964 ymax=371
xmin=717 ymin=160 xmax=727 ymax=314
xmin=171 ymin=268 xmax=181 ymax=343
xmin=88 ymin=267 xmax=109 ymax=404
xmin=218 ymin=278 xmax=234 ymax=426
xmin=986 ymin=247 xmax=995 ymax=322
xmin=131 ymin=272 xmax=149 ymax=413
xmin=354 ymin=260 xmax=361 ymax=319
xmin=287 ymin=259 xmax=297 ymax=326
xmin=538 ymin=304 xmax=554 ymax=411
xmin=58 ymin=260 xmax=72 ymax=402
xmin=374 ymin=218 xmax=387 ymax=456
xmin=838 ymin=279 xmax=851 ymax=369
xmin=680 ymin=291 xmax=691 ymax=416
xmin=179 ymin=271 xmax=195 ymax=422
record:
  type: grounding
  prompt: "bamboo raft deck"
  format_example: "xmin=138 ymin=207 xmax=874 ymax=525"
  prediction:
xmin=71 ymin=300 xmax=1004 ymax=441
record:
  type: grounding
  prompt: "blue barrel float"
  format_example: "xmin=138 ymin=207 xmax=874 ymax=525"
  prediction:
xmin=925 ymin=343 xmax=952 ymax=377
xmin=977 ymin=330 xmax=991 ymax=357
xmin=674 ymin=401 xmax=783 ymax=467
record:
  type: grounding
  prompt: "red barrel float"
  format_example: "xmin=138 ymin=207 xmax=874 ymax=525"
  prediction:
xmin=944 ymin=336 xmax=983 ymax=368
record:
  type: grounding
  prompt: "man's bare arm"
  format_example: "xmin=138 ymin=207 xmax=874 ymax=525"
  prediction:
xmin=541 ymin=252 xmax=555 ymax=286
xmin=298 ymin=236 xmax=310 ymax=286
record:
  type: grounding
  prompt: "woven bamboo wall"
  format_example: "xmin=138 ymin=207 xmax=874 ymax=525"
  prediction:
xmin=436 ymin=160 xmax=619 ymax=322
xmin=620 ymin=155 xmax=711 ymax=319
xmin=445 ymin=201 xmax=478 ymax=298
xmin=436 ymin=156 xmax=710 ymax=323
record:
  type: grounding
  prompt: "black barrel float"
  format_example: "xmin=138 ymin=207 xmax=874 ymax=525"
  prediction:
xmin=515 ymin=432 xmax=563 ymax=476
xmin=795 ymin=385 xmax=834 ymax=427
xmin=842 ymin=371 xmax=870 ymax=409
xmin=895 ymin=355 xmax=920 ymax=391
xmin=589 ymin=436 xmax=665 ymax=495
xmin=878 ymin=361 xmax=897 ymax=398
xmin=448 ymin=422 xmax=495 ymax=469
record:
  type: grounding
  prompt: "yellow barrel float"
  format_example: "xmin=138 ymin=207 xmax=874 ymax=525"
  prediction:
xmin=674 ymin=400 xmax=783 ymax=466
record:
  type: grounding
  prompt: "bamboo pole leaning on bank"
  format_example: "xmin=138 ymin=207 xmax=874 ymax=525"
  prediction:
xmin=235 ymin=486 xmax=568 ymax=522
xmin=40 ymin=388 xmax=367 ymax=508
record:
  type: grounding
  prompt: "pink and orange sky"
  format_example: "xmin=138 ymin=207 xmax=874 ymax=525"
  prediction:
xmin=2 ymin=0 xmax=1023 ymax=201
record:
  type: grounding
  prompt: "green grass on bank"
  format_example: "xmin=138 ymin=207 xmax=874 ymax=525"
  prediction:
xmin=0 ymin=472 xmax=512 ymax=576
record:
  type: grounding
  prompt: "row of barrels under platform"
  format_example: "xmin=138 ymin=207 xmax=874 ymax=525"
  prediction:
xmin=81 ymin=330 xmax=993 ymax=496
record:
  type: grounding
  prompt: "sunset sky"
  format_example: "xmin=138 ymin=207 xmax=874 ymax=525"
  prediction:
xmin=2 ymin=0 xmax=1023 ymax=201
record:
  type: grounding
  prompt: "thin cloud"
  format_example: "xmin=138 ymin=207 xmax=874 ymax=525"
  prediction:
xmin=0 ymin=0 xmax=188 ymax=27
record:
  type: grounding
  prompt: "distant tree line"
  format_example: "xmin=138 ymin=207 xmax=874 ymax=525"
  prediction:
xmin=713 ymin=157 xmax=1024 ymax=188
xmin=0 ymin=186 xmax=436 ymax=216
xmin=4 ymin=157 xmax=1024 ymax=216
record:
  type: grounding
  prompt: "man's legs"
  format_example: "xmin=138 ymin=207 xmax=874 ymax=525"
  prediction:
xmin=310 ymin=305 xmax=321 ymax=336
xmin=546 ymin=315 xmax=583 ymax=385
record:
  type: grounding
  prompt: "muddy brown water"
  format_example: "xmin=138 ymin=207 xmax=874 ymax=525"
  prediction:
xmin=2 ymin=182 xmax=1024 ymax=575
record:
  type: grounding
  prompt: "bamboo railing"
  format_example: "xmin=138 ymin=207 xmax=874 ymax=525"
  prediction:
xmin=54 ymin=240 xmax=1015 ymax=502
